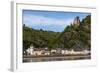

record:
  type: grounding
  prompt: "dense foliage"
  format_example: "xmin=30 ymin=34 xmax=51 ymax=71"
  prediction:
xmin=23 ymin=15 xmax=91 ymax=51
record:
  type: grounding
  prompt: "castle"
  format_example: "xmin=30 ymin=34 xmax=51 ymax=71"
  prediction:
xmin=73 ymin=16 xmax=80 ymax=26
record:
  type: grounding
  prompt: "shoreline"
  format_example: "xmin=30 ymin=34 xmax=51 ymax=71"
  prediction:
xmin=23 ymin=54 xmax=91 ymax=58
xmin=23 ymin=55 xmax=91 ymax=62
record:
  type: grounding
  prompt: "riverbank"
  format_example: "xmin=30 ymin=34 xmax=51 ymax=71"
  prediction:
xmin=23 ymin=54 xmax=90 ymax=58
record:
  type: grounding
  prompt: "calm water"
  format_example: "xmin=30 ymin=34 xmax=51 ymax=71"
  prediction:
xmin=23 ymin=55 xmax=91 ymax=62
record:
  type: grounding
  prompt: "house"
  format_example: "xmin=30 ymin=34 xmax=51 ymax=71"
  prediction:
xmin=61 ymin=50 xmax=66 ymax=54
xmin=51 ymin=49 xmax=57 ymax=54
xmin=69 ymin=49 xmax=75 ymax=54
xmin=33 ymin=48 xmax=43 ymax=56
xmin=33 ymin=50 xmax=42 ymax=56
xmin=44 ymin=51 xmax=50 ymax=55
xmin=26 ymin=45 xmax=34 ymax=55
xmin=61 ymin=49 xmax=69 ymax=54
xmin=82 ymin=49 xmax=90 ymax=54
xmin=56 ymin=48 xmax=62 ymax=54
xmin=44 ymin=48 xmax=50 ymax=55
xmin=26 ymin=48 xmax=34 ymax=55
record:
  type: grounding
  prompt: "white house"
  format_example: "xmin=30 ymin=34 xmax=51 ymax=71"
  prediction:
xmin=44 ymin=51 xmax=50 ymax=55
xmin=51 ymin=49 xmax=57 ymax=54
xmin=61 ymin=49 xmax=72 ymax=55
xmin=33 ymin=50 xmax=43 ymax=56
xmin=83 ymin=50 xmax=90 ymax=54
xmin=26 ymin=45 xmax=34 ymax=55
xmin=61 ymin=50 xmax=65 ymax=54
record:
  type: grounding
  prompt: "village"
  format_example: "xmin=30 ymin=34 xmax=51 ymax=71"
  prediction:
xmin=23 ymin=45 xmax=90 ymax=57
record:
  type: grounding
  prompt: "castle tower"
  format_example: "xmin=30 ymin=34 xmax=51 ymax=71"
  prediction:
xmin=73 ymin=16 xmax=80 ymax=26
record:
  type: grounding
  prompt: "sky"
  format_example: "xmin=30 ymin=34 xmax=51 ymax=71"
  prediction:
xmin=23 ymin=10 xmax=90 ymax=32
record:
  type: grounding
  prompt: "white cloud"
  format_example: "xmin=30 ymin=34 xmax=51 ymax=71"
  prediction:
xmin=23 ymin=15 xmax=73 ymax=28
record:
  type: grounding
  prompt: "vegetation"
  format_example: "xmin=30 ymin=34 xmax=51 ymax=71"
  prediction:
xmin=23 ymin=15 xmax=91 ymax=51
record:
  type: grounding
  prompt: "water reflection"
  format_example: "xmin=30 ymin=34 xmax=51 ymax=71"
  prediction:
xmin=23 ymin=55 xmax=91 ymax=62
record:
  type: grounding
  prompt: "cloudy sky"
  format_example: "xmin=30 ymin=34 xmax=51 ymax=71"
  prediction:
xmin=23 ymin=10 xmax=90 ymax=32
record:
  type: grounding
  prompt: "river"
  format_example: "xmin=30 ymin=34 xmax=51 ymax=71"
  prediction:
xmin=23 ymin=55 xmax=91 ymax=62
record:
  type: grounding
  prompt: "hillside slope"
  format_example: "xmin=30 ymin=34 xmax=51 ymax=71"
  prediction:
xmin=23 ymin=15 xmax=91 ymax=51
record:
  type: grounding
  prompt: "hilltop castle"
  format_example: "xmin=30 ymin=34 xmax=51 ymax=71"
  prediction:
xmin=73 ymin=16 xmax=80 ymax=26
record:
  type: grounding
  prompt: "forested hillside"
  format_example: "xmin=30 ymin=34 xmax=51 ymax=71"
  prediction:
xmin=23 ymin=15 xmax=91 ymax=51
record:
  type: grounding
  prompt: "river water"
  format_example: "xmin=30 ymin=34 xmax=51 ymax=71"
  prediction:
xmin=23 ymin=55 xmax=91 ymax=62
